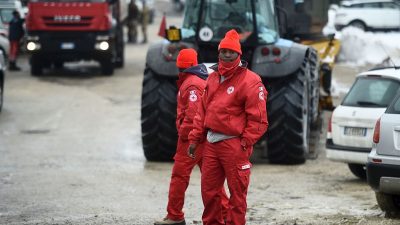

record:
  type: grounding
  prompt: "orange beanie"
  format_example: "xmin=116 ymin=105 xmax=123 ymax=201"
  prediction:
xmin=176 ymin=48 xmax=198 ymax=69
xmin=218 ymin=29 xmax=242 ymax=55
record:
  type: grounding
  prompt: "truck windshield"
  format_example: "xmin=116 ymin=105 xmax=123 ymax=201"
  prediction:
xmin=181 ymin=0 xmax=278 ymax=44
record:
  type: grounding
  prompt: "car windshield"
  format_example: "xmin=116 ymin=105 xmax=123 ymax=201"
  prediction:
xmin=181 ymin=0 xmax=278 ymax=44
xmin=342 ymin=76 xmax=400 ymax=107
xmin=0 ymin=8 xmax=14 ymax=23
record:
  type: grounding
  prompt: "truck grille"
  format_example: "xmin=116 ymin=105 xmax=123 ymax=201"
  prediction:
xmin=42 ymin=16 xmax=93 ymax=27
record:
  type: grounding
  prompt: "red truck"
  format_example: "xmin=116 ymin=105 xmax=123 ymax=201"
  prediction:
xmin=25 ymin=0 xmax=127 ymax=76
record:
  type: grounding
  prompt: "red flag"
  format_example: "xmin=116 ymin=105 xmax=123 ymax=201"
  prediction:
xmin=158 ymin=13 xmax=167 ymax=38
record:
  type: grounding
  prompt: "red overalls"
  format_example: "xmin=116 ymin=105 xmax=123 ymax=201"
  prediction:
xmin=189 ymin=62 xmax=268 ymax=225
xmin=167 ymin=69 xmax=229 ymax=221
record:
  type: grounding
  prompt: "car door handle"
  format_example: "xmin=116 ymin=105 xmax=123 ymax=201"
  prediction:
xmin=395 ymin=126 xmax=400 ymax=131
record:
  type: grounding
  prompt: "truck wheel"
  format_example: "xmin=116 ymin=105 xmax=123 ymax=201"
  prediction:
xmin=348 ymin=163 xmax=366 ymax=179
xmin=115 ymin=26 xmax=124 ymax=68
xmin=376 ymin=192 xmax=400 ymax=218
xmin=265 ymin=58 xmax=310 ymax=164
xmin=141 ymin=68 xmax=177 ymax=161
xmin=101 ymin=59 xmax=114 ymax=76
xmin=30 ymin=56 xmax=43 ymax=76
xmin=53 ymin=61 xmax=64 ymax=69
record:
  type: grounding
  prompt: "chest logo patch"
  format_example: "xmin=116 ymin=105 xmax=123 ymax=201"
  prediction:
xmin=227 ymin=86 xmax=235 ymax=94
xmin=189 ymin=90 xmax=197 ymax=102
xmin=259 ymin=92 xmax=264 ymax=100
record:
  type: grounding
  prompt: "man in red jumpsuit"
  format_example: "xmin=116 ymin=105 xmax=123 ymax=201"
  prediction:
xmin=155 ymin=49 xmax=228 ymax=225
xmin=188 ymin=30 xmax=269 ymax=225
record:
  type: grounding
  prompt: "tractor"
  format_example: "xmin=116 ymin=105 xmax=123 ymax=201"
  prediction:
xmin=141 ymin=0 xmax=322 ymax=164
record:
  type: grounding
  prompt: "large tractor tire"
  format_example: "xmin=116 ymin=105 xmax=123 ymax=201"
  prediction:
xmin=308 ymin=48 xmax=319 ymax=125
xmin=141 ymin=68 xmax=178 ymax=161
xmin=265 ymin=57 xmax=311 ymax=165
xmin=307 ymin=49 xmax=321 ymax=159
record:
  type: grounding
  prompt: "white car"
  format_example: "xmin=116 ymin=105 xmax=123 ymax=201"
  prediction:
xmin=367 ymin=91 xmax=400 ymax=217
xmin=335 ymin=0 xmax=400 ymax=31
xmin=326 ymin=67 xmax=400 ymax=179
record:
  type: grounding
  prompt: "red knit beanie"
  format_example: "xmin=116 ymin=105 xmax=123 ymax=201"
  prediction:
xmin=218 ymin=29 xmax=242 ymax=55
xmin=176 ymin=48 xmax=198 ymax=69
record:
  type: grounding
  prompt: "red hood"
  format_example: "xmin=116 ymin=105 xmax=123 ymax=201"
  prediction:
xmin=27 ymin=2 xmax=111 ymax=31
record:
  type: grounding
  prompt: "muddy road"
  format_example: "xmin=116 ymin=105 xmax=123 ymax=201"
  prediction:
xmin=0 ymin=2 xmax=399 ymax=225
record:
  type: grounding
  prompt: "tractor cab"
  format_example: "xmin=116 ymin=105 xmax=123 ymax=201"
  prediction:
xmin=178 ymin=0 xmax=278 ymax=63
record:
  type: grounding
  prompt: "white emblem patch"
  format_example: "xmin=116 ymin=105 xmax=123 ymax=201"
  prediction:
xmin=259 ymin=92 xmax=264 ymax=100
xmin=189 ymin=94 xmax=198 ymax=102
xmin=189 ymin=90 xmax=197 ymax=102
xmin=227 ymin=86 xmax=235 ymax=94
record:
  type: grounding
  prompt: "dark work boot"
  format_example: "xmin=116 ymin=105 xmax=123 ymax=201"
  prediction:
xmin=8 ymin=61 xmax=21 ymax=71
xmin=154 ymin=217 xmax=186 ymax=225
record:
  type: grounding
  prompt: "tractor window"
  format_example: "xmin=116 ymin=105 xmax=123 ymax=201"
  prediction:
xmin=254 ymin=0 xmax=278 ymax=44
xmin=204 ymin=0 xmax=253 ymax=41
xmin=181 ymin=0 xmax=278 ymax=44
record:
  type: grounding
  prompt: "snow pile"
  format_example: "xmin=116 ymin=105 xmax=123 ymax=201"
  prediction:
xmin=322 ymin=4 xmax=400 ymax=66
xmin=337 ymin=28 xmax=400 ymax=66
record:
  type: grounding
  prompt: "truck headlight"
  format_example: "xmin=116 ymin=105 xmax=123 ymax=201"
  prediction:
xmin=95 ymin=41 xmax=109 ymax=51
xmin=26 ymin=41 xmax=41 ymax=51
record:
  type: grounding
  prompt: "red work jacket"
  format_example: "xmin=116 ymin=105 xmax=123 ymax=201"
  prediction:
xmin=176 ymin=66 xmax=207 ymax=141
xmin=189 ymin=62 xmax=268 ymax=147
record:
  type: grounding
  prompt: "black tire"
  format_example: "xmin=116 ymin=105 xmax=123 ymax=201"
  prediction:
xmin=115 ymin=26 xmax=125 ymax=68
xmin=349 ymin=20 xmax=366 ymax=31
xmin=348 ymin=163 xmax=366 ymax=180
xmin=376 ymin=192 xmax=400 ymax=218
xmin=30 ymin=56 xmax=43 ymax=76
xmin=141 ymin=68 xmax=178 ymax=161
xmin=53 ymin=61 xmax=64 ymax=69
xmin=0 ymin=72 xmax=3 ymax=112
xmin=100 ymin=59 xmax=114 ymax=76
xmin=307 ymin=49 xmax=321 ymax=159
xmin=265 ymin=58 xmax=311 ymax=164
xmin=308 ymin=48 xmax=319 ymax=125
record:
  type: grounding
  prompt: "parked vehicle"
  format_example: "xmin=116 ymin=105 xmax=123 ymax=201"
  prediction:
xmin=335 ymin=0 xmax=400 ymax=31
xmin=367 ymin=89 xmax=400 ymax=217
xmin=25 ymin=0 xmax=127 ymax=76
xmin=0 ymin=22 xmax=10 ymax=61
xmin=326 ymin=67 xmax=400 ymax=179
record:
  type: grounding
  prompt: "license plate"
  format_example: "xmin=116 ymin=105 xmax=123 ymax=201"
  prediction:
xmin=344 ymin=127 xmax=367 ymax=136
xmin=61 ymin=42 xmax=75 ymax=49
